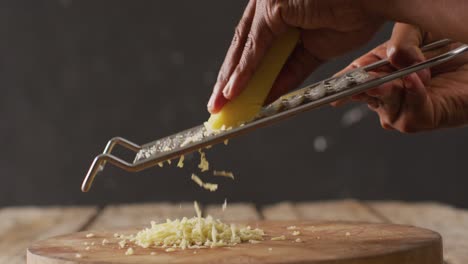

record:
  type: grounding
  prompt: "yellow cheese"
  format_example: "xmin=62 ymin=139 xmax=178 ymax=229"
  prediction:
xmin=206 ymin=29 xmax=299 ymax=130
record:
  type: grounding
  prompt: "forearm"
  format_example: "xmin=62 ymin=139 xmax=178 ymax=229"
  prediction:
xmin=361 ymin=0 xmax=468 ymax=44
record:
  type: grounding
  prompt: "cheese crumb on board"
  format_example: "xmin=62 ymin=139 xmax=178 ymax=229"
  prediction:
xmin=249 ymin=240 xmax=261 ymax=244
xmin=91 ymin=242 xmax=95 ymax=246
xmin=114 ymin=233 xmax=119 ymax=238
xmin=268 ymin=248 xmax=273 ymax=251
xmin=122 ymin=202 xmax=264 ymax=250
xmin=150 ymin=252 xmax=156 ymax=255
xmin=345 ymin=232 xmax=351 ymax=236
xmin=165 ymin=248 xmax=176 ymax=252
xmin=295 ymin=238 xmax=302 ymax=243
xmin=85 ymin=246 xmax=90 ymax=251
xmin=85 ymin=233 xmax=95 ymax=238
xmin=286 ymin=226 xmax=297 ymax=230
xmin=75 ymin=253 xmax=82 ymax=258
xmin=213 ymin=170 xmax=234 ymax=179
xmin=271 ymin=235 xmax=286 ymax=241
xmin=167 ymin=159 xmax=172 ymax=165
xmin=119 ymin=239 xmax=127 ymax=248
xmin=292 ymin=231 xmax=301 ymax=236
xmin=157 ymin=162 xmax=164 ymax=168
xmin=83 ymin=242 xmax=89 ymax=246
xmin=224 ymin=139 xmax=229 ymax=145
xmin=177 ymin=155 xmax=185 ymax=168
xmin=198 ymin=150 xmax=209 ymax=172
xmin=102 ymin=239 xmax=109 ymax=245
xmin=125 ymin=247 xmax=134 ymax=255
xmin=191 ymin=173 xmax=218 ymax=192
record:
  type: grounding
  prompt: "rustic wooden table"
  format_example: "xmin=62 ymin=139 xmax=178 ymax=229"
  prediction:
xmin=1 ymin=200 xmax=467 ymax=264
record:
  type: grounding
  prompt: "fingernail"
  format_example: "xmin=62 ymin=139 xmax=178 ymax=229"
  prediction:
xmin=207 ymin=93 xmax=216 ymax=112
xmin=387 ymin=46 xmax=396 ymax=59
xmin=403 ymin=75 xmax=413 ymax=89
xmin=223 ymin=77 xmax=235 ymax=98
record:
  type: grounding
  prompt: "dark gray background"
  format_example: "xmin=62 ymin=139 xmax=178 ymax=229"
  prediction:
xmin=1 ymin=0 xmax=467 ymax=208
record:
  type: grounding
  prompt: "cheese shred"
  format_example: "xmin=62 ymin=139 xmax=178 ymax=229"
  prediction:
xmin=191 ymin=173 xmax=218 ymax=192
xmin=177 ymin=155 xmax=185 ymax=168
xmin=213 ymin=170 xmax=234 ymax=179
xmin=198 ymin=150 xmax=209 ymax=172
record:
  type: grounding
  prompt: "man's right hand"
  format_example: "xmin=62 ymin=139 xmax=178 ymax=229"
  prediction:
xmin=332 ymin=23 xmax=468 ymax=133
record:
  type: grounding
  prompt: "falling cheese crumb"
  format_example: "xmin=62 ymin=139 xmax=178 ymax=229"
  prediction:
xmin=167 ymin=159 xmax=172 ymax=165
xmin=157 ymin=162 xmax=164 ymax=168
xmin=86 ymin=233 xmax=95 ymax=238
xmin=292 ymin=231 xmax=301 ymax=236
xmin=286 ymin=226 xmax=297 ymax=230
xmin=271 ymin=235 xmax=286 ymax=241
xmin=194 ymin=201 xmax=202 ymax=218
xmin=213 ymin=170 xmax=234 ymax=179
xmin=177 ymin=155 xmax=184 ymax=168
xmin=191 ymin=174 xmax=204 ymax=187
xmin=224 ymin=139 xmax=229 ymax=145
xmin=75 ymin=253 xmax=82 ymax=258
xmin=203 ymin=183 xmax=218 ymax=192
xmin=198 ymin=150 xmax=209 ymax=172
xmin=125 ymin=247 xmax=134 ymax=255
xmin=222 ymin=199 xmax=227 ymax=211
xmin=191 ymin=173 xmax=218 ymax=192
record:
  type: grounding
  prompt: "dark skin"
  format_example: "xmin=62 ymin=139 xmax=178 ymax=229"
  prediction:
xmin=207 ymin=0 xmax=468 ymax=133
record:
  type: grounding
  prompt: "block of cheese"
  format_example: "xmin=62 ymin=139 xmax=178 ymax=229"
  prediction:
xmin=206 ymin=28 xmax=300 ymax=131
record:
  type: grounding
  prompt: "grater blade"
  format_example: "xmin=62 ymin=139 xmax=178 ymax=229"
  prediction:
xmin=82 ymin=39 xmax=468 ymax=192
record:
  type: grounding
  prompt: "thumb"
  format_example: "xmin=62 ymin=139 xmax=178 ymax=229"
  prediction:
xmin=386 ymin=23 xmax=431 ymax=84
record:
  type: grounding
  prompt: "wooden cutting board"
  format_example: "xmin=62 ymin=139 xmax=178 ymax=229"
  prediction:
xmin=27 ymin=220 xmax=442 ymax=264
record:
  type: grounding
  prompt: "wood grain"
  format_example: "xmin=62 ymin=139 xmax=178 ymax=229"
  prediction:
xmin=205 ymin=203 xmax=260 ymax=221
xmin=87 ymin=202 xmax=194 ymax=230
xmin=295 ymin=200 xmax=383 ymax=222
xmin=27 ymin=220 xmax=443 ymax=264
xmin=0 ymin=206 xmax=96 ymax=264
xmin=369 ymin=201 xmax=468 ymax=264
xmin=261 ymin=202 xmax=300 ymax=220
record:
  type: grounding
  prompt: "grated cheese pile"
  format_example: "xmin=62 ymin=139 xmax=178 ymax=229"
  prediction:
xmin=125 ymin=202 xmax=264 ymax=250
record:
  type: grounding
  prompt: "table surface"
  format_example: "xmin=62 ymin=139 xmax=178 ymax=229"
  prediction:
xmin=1 ymin=200 xmax=467 ymax=264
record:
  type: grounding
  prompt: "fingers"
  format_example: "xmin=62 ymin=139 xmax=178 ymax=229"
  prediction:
xmin=387 ymin=23 xmax=431 ymax=84
xmin=222 ymin=15 xmax=275 ymax=100
xmin=330 ymin=43 xmax=391 ymax=107
xmin=264 ymin=42 xmax=322 ymax=104
xmin=208 ymin=0 xmax=256 ymax=114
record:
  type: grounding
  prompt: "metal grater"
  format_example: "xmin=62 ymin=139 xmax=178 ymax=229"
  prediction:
xmin=82 ymin=39 xmax=468 ymax=192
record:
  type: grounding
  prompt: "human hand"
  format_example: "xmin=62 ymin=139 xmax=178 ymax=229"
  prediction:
xmin=207 ymin=0 xmax=383 ymax=114
xmin=332 ymin=23 xmax=468 ymax=132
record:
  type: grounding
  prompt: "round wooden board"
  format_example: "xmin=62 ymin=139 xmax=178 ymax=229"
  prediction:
xmin=27 ymin=220 xmax=442 ymax=264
